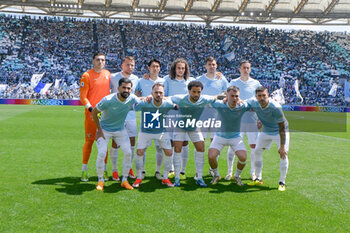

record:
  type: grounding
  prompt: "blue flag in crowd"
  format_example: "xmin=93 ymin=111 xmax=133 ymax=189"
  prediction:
xmin=34 ymin=81 xmax=45 ymax=93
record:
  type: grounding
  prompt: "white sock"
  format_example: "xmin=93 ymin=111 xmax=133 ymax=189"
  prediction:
xmin=135 ymin=155 xmax=143 ymax=179
xmin=279 ymin=156 xmax=289 ymax=184
xmin=82 ymin=164 xmax=88 ymax=171
xmin=227 ymin=147 xmax=235 ymax=175
xmin=156 ymin=145 xmax=163 ymax=173
xmin=181 ymin=145 xmax=189 ymax=173
xmin=235 ymin=168 xmax=243 ymax=178
xmin=131 ymin=146 xmax=135 ymax=163
xmin=254 ymin=148 xmax=263 ymax=180
xmin=96 ymin=153 xmax=105 ymax=180
xmin=110 ymin=147 xmax=118 ymax=172
xmin=213 ymin=168 xmax=220 ymax=177
xmin=122 ymin=150 xmax=132 ymax=179
xmin=195 ymin=151 xmax=205 ymax=179
xmin=174 ymin=152 xmax=182 ymax=179
xmin=250 ymin=148 xmax=256 ymax=176
xmin=163 ymin=155 xmax=172 ymax=179
xmin=170 ymin=147 xmax=175 ymax=171
xmin=142 ymin=148 xmax=147 ymax=172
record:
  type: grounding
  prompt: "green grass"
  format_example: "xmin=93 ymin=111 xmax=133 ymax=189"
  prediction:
xmin=0 ymin=105 xmax=349 ymax=232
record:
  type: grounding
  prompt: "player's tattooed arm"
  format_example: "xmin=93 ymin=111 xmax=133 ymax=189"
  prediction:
xmin=92 ymin=107 xmax=105 ymax=139
xmin=278 ymin=122 xmax=287 ymax=159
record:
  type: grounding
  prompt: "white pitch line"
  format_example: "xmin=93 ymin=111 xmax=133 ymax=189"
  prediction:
xmin=299 ymin=131 xmax=350 ymax=142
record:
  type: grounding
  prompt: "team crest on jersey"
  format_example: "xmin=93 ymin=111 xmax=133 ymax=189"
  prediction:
xmin=80 ymin=82 xmax=84 ymax=87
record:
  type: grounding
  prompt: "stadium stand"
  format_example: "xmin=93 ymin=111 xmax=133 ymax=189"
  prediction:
xmin=0 ymin=14 xmax=349 ymax=106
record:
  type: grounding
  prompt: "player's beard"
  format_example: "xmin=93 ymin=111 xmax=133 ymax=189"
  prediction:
xmin=121 ymin=92 xmax=130 ymax=99
xmin=190 ymin=96 xmax=199 ymax=102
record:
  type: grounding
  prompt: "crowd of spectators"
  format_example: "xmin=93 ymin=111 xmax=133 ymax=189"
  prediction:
xmin=0 ymin=14 xmax=349 ymax=106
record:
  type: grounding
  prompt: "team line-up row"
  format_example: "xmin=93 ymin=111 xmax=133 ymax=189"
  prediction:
xmin=79 ymin=53 xmax=289 ymax=191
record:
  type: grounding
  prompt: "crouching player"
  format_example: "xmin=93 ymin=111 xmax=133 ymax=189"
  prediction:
xmin=132 ymin=83 xmax=176 ymax=188
xmin=208 ymin=86 xmax=249 ymax=186
xmin=92 ymin=78 xmax=140 ymax=191
xmin=247 ymin=86 xmax=289 ymax=191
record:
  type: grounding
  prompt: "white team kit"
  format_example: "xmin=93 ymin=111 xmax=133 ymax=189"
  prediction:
xmin=196 ymin=74 xmax=229 ymax=139
xmin=110 ymin=72 xmax=139 ymax=137
xmin=95 ymin=93 xmax=140 ymax=180
xmin=90 ymin=62 xmax=290 ymax=191
xmin=229 ymin=77 xmax=261 ymax=144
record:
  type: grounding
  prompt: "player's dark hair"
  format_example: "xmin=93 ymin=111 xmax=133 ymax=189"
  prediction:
xmin=227 ymin=86 xmax=240 ymax=93
xmin=119 ymin=78 xmax=133 ymax=87
xmin=122 ymin=56 xmax=135 ymax=64
xmin=205 ymin=56 xmax=216 ymax=64
xmin=148 ymin=59 xmax=161 ymax=67
xmin=169 ymin=58 xmax=190 ymax=80
xmin=93 ymin=52 xmax=105 ymax=60
xmin=152 ymin=83 xmax=164 ymax=90
xmin=188 ymin=81 xmax=203 ymax=91
xmin=240 ymin=60 xmax=251 ymax=67
xmin=255 ymin=86 xmax=267 ymax=94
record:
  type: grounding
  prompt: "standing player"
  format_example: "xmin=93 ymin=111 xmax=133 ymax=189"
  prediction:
xmin=164 ymin=58 xmax=194 ymax=179
xmin=227 ymin=60 xmax=261 ymax=181
xmin=196 ymin=57 xmax=229 ymax=179
xmin=133 ymin=83 xmax=176 ymax=188
xmin=208 ymin=86 xmax=249 ymax=186
xmin=110 ymin=56 xmax=139 ymax=180
xmin=247 ymin=86 xmax=289 ymax=191
xmin=171 ymin=81 xmax=221 ymax=187
xmin=79 ymin=52 xmax=110 ymax=182
xmin=135 ymin=59 xmax=164 ymax=180
xmin=92 ymin=78 xmax=139 ymax=191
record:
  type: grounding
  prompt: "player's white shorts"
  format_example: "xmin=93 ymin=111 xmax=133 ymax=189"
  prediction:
xmin=173 ymin=128 xmax=204 ymax=143
xmin=256 ymin=132 xmax=290 ymax=152
xmin=202 ymin=130 xmax=215 ymax=140
xmin=201 ymin=108 xmax=217 ymax=139
xmin=168 ymin=130 xmax=189 ymax=141
xmin=137 ymin=132 xmax=171 ymax=150
xmin=125 ymin=119 xmax=137 ymax=137
xmin=97 ymin=129 xmax=131 ymax=155
xmin=240 ymin=122 xmax=259 ymax=145
xmin=209 ymin=135 xmax=246 ymax=152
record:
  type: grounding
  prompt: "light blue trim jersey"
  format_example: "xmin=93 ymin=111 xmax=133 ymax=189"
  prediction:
xmin=248 ymin=98 xmax=288 ymax=135
xmin=134 ymin=99 xmax=175 ymax=134
xmin=135 ymin=77 xmax=165 ymax=97
xmin=211 ymin=101 xmax=251 ymax=139
xmin=110 ymin=72 xmax=139 ymax=120
xmin=171 ymin=94 xmax=216 ymax=131
xmin=96 ymin=93 xmax=139 ymax=132
xmin=163 ymin=75 xmax=195 ymax=96
xmin=110 ymin=72 xmax=139 ymax=94
xmin=196 ymin=74 xmax=229 ymax=96
xmin=229 ymin=77 xmax=261 ymax=124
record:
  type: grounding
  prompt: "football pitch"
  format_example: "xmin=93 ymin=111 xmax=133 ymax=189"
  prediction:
xmin=0 ymin=105 xmax=349 ymax=232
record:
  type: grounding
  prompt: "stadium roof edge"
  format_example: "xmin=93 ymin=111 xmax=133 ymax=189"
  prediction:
xmin=0 ymin=0 xmax=350 ymax=26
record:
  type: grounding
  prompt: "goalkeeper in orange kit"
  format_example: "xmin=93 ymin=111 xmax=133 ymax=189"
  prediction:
xmin=79 ymin=52 xmax=111 ymax=182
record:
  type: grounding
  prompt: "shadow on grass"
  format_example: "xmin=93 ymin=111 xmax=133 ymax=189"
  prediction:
xmin=207 ymin=177 xmax=277 ymax=194
xmin=32 ymin=176 xmax=123 ymax=195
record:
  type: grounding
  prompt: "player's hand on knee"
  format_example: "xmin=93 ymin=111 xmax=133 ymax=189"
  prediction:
xmin=278 ymin=146 xmax=287 ymax=159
